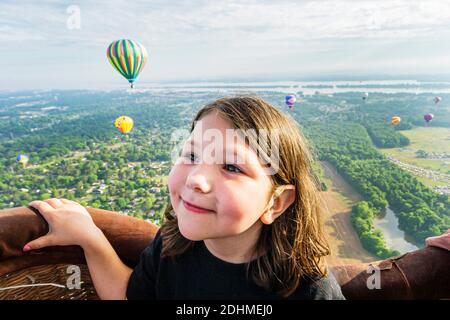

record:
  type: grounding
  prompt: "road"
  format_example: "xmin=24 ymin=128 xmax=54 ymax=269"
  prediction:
xmin=320 ymin=161 xmax=376 ymax=266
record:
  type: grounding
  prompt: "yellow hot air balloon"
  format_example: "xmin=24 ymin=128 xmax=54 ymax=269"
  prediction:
xmin=16 ymin=154 xmax=29 ymax=167
xmin=115 ymin=116 xmax=134 ymax=135
xmin=391 ymin=116 xmax=401 ymax=125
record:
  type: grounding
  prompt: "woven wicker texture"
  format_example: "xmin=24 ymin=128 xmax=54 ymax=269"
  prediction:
xmin=0 ymin=264 xmax=98 ymax=300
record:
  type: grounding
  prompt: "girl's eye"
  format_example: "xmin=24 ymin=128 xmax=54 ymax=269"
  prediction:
xmin=180 ymin=154 xmax=243 ymax=174
xmin=224 ymin=164 xmax=243 ymax=174
xmin=181 ymin=152 xmax=199 ymax=163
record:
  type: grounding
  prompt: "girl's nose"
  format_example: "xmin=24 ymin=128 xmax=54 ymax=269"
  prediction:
xmin=186 ymin=165 xmax=213 ymax=193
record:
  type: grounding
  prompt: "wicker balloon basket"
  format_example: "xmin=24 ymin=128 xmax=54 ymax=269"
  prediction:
xmin=0 ymin=207 xmax=449 ymax=300
xmin=0 ymin=207 xmax=158 ymax=300
xmin=0 ymin=264 xmax=98 ymax=300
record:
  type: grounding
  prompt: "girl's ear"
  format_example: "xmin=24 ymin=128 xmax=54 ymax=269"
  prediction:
xmin=260 ymin=185 xmax=295 ymax=225
xmin=260 ymin=211 xmax=273 ymax=225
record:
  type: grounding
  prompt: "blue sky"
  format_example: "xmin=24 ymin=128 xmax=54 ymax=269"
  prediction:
xmin=2 ymin=0 xmax=450 ymax=89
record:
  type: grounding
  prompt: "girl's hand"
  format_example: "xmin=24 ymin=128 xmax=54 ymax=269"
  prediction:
xmin=23 ymin=198 xmax=102 ymax=252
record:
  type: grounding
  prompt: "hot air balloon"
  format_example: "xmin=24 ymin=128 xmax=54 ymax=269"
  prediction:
xmin=107 ymin=39 xmax=148 ymax=88
xmin=434 ymin=96 xmax=442 ymax=104
xmin=391 ymin=116 xmax=401 ymax=125
xmin=362 ymin=92 xmax=369 ymax=100
xmin=424 ymin=113 xmax=434 ymax=123
xmin=16 ymin=154 xmax=29 ymax=167
xmin=285 ymin=95 xmax=296 ymax=109
xmin=115 ymin=116 xmax=134 ymax=135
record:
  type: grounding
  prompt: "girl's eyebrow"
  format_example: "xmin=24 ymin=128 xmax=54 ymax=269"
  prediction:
xmin=188 ymin=139 xmax=243 ymax=156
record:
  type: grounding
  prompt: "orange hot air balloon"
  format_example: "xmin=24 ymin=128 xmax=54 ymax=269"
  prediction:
xmin=115 ymin=116 xmax=134 ymax=135
xmin=391 ymin=116 xmax=401 ymax=125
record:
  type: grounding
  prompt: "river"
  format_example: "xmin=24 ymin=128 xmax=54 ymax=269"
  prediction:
xmin=374 ymin=206 xmax=421 ymax=253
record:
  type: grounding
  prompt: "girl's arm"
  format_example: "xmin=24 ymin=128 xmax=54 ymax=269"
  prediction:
xmin=24 ymin=198 xmax=133 ymax=300
xmin=82 ymin=228 xmax=133 ymax=300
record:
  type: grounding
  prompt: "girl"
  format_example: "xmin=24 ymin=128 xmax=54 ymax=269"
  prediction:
xmin=24 ymin=96 xmax=345 ymax=300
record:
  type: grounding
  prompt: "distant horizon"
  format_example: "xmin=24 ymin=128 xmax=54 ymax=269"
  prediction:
xmin=3 ymin=74 xmax=450 ymax=92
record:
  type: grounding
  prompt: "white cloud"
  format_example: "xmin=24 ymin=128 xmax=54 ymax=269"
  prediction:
xmin=1 ymin=0 xmax=450 ymax=88
xmin=2 ymin=0 xmax=450 ymax=44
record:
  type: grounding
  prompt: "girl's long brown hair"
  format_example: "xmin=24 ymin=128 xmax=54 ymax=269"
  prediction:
xmin=161 ymin=96 xmax=330 ymax=297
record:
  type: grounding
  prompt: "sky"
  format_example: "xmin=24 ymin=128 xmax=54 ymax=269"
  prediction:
xmin=2 ymin=0 xmax=450 ymax=89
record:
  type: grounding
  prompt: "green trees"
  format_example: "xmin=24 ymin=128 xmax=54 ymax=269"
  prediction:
xmin=116 ymin=198 xmax=128 ymax=210
xmin=415 ymin=150 xmax=428 ymax=158
xmin=306 ymin=122 xmax=449 ymax=245
xmin=351 ymin=202 xmax=401 ymax=259
xmin=365 ymin=123 xmax=410 ymax=148
xmin=0 ymin=90 xmax=182 ymax=226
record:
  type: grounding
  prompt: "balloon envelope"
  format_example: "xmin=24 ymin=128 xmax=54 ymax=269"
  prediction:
xmin=115 ymin=116 xmax=134 ymax=134
xmin=434 ymin=96 xmax=442 ymax=104
xmin=16 ymin=154 xmax=29 ymax=166
xmin=107 ymin=39 xmax=148 ymax=88
xmin=285 ymin=95 xmax=296 ymax=107
xmin=391 ymin=116 xmax=401 ymax=125
xmin=424 ymin=113 xmax=434 ymax=123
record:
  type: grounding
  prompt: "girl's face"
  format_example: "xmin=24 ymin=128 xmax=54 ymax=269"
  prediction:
xmin=168 ymin=111 xmax=274 ymax=241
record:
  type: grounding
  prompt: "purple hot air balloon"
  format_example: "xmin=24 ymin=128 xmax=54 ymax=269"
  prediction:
xmin=285 ymin=95 xmax=296 ymax=108
xmin=424 ymin=113 xmax=434 ymax=123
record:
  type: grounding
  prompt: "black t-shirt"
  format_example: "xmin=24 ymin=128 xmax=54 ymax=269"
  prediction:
xmin=126 ymin=230 xmax=345 ymax=300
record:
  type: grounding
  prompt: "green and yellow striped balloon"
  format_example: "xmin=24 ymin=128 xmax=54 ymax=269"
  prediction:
xmin=107 ymin=39 xmax=148 ymax=88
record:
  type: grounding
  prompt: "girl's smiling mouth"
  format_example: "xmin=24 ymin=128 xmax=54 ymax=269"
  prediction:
xmin=182 ymin=198 xmax=215 ymax=214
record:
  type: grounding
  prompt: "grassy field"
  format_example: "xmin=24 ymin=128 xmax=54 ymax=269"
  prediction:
xmin=399 ymin=127 xmax=450 ymax=153
xmin=380 ymin=148 xmax=449 ymax=173
xmin=379 ymin=127 xmax=450 ymax=188
xmin=379 ymin=127 xmax=450 ymax=164
xmin=414 ymin=176 xmax=448 ymax=188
